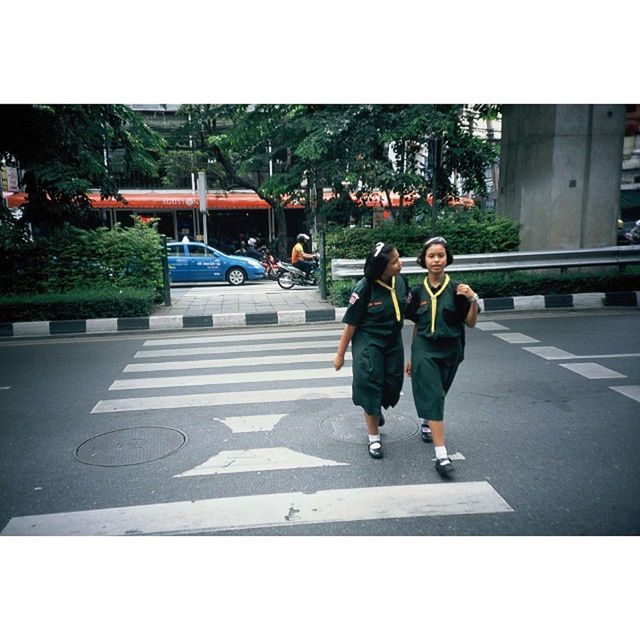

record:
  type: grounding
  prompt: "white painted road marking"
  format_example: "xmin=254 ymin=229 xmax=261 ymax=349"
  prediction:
xmin=524 ymin=347 xmax=640 ymax=361
xmin=217 ymin=414 xmax=287 ymax=433
xmin=559 ymin=362 xmax=627 ymax=379
xmin=175 ymin=447 xmax=349 ymax=477
xmin=609 ymin=385 xmax=640 ymax=404
xmin=0 ymin=481 xmax=513 ymax=535
xmin=523 ymin=346 xmax=577 ymax=360
xmin=492 ymin=332 xmax=540 ymax=344
xmin=92 ymin=385 xmax=352 ymax=413
xmin=144 ymin=328 xmax=342 ymax=347
xmin=476 ymin=322 xmax=510 ymax=331
xmin=124 ymin=352 xmax=352 ymax=373
xmin=110 ymin=366 xmax=351 ymax=390
xmin=0 ymin=386 xmax=10 ymax=390
xmin=135 ymin=341 xmax=337 ymax=358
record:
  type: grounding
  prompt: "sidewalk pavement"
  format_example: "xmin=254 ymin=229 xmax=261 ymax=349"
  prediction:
xmin=1 ymin=280 xmax=638 ymax=338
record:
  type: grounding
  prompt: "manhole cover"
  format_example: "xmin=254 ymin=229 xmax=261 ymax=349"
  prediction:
xmin=75 ymin=427 xmax=187 ymax=467
xmin=320 ymin=410 xmax=419 ymax=444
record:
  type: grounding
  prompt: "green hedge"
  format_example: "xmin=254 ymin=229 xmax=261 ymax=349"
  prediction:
xmin=0 ymin=217 xmax=164 ymax=300
xmin=329 ymin=267 xmax=640 ymax=307
xmin=325 ymin=208 xmax=520 ymax=261
xmin=0 ymin=288 xmax=158 ymax=322
xmin=325 ymin=208 xmax=520 ymax=302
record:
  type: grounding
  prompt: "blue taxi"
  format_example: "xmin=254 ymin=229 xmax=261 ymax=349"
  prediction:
xmin=167 ymin=241 xmax=265 ymax=285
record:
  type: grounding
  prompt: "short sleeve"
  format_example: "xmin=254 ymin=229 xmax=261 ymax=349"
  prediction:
xmin=342 ymin=279 xmax=368 ymax=326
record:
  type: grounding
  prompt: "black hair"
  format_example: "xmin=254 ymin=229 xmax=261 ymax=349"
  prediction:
xmin=364 ymin=242 xmax=397 ymax=281
xmin=417 ymin=236 xmax=453 ymax=268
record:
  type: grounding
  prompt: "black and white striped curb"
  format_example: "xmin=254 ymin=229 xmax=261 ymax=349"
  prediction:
xmin=0 ymin=291 xmax=638 ymax=338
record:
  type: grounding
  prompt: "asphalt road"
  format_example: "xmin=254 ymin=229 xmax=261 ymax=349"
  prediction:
xmin=0 ymin=308 xmax=638 ymax=536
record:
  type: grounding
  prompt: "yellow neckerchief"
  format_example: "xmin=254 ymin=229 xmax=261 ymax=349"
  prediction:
xmin=374 ymin=276 xmax=401 ymax=322
xmin=423 ymin=274 xmax=450 ymax=333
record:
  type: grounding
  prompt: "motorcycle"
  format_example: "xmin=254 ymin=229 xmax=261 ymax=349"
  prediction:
xmin=276 ymin=256 xmax=319 ymax=289
xmin=259 ymin=248 xmax=283 ymax=280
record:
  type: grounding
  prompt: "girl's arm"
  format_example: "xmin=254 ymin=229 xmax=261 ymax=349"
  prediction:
xmin=334 ymin=324 xmax=357 ymax=370
xmin=456 ymin=283 xmax=479 ymax=328
xmin=405 ymin=324 xmax=418 ymax=376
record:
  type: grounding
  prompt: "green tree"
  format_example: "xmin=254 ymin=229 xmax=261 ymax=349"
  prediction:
xmin=0 ymin=104 xmax=165 ymax=231
xmin=174 ymin=104 xmax=500 ymax=255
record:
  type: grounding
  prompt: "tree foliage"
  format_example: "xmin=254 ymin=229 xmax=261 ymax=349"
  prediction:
xmin=173 ymin=104 xmax=499 ymax=255
xmin=0 ymin=105 xmax=165 ymax=230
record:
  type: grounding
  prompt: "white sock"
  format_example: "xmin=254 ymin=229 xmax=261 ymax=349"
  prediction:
xmin=435 ymin=445 xmax=449 ymax=461
xmin=369 ymin=434 xmax=381 ymax=444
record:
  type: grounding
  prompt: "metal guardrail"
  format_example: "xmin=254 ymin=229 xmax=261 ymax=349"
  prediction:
xmin=331 ymin=245 xmax=640 ymax=279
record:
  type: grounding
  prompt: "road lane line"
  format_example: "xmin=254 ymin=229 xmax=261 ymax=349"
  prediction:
xmin=492 ymin=333 xmax=540 ymax=344
xmin=609 ymin=385 xmax=640 ymax=404
xmin=135 ymin=341 xmax=338 ymax=358
xmin=110 ymin=367 xmax=351 ymax=390
xmin=91 ymin=385 xmax=352 ymax=413
xmin=559 ymin=363 xmax=627 ymax=379
xmin=174 ymin=447 xmax=349 ymax=477
xmin=143 ymin=328 xmax=342 ymax=347
xmin=124 ymin=352 xmax=352 ymax=373
xmin=0 ymin=481 xmax=513 ymax=535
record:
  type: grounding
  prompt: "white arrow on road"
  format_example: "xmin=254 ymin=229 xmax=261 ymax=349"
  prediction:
xmin=217 ymin=414 xmax=287 ymax=433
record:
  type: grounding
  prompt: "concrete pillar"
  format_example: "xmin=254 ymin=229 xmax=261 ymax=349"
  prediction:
xmin=497 ymin=105 xmax=625 ymax=250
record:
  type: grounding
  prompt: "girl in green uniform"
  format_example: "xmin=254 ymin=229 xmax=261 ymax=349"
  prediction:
xmin=405 ymin=236 xmax=480 ymax=477
xmin=333 ymin=242 xmax=406 ymax=459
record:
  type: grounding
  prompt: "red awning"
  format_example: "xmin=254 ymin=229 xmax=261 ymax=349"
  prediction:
xmin=5 ymin=190 xmax=474 ymax=210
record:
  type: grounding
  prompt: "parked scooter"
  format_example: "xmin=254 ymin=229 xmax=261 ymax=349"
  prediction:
xmin=276 ymin=256 xmax=319 ymax=289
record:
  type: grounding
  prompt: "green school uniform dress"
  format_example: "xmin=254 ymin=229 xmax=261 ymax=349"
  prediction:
xmin=342 ymin=276 xmax=408 ymax=416
xmin=405 ymin=274 xmax=471 ymax=421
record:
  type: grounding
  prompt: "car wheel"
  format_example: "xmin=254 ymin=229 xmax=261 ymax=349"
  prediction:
xmin=226 ymin=267 xmax=246 ymax=286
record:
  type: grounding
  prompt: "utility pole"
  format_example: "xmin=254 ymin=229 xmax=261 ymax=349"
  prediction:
xmin=428 ymin=137 xmax=440 ymax=235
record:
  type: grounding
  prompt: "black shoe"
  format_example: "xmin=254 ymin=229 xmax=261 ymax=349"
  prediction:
xmin=435 ymin=457 xmax=454 ymax=477
xmin=420 ymin=423 xmax=432 ymax=442
xmin=368 ymin=441 xmax=383 ymax=459
xmin=378 ymin=413 xmax=385 ymax=428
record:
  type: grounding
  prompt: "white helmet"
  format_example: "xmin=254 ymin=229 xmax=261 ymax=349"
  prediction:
xmin=297 ymin=233 xmax=310 ymax=242
xmin=248 ymin=237 xmax=256 ymax=247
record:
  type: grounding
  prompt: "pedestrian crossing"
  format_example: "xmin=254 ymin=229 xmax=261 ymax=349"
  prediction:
xmin=1 ymin=325 xmax=516 ymax=536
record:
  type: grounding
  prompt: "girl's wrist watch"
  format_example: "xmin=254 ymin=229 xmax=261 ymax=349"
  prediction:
xmin=471 ymin=294 xmax=480 ymax=305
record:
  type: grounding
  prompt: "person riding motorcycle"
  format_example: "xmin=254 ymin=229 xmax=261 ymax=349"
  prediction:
xmin=245 ymin=237 xmax=263 ymax=261
xmin=290 ymin=233 xmax=316 ymax=278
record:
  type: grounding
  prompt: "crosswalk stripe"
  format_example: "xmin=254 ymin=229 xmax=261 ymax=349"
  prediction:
xmin=144 ymin=328 xmax=342 ymax=347
xmin=135 ymin=341 xmax=338 ymax=358
xmin=124 ymin=352 xmax=352 ymax=373
xmin=0 ymin=481 xmax=513 ymax=535
xmin=92 ymin=385 xmax=352 ymax=413
xmin=609 ymin=385 xmax=640 ymax=403
xmin=523 ymin=346 xmax=577 ymax=360
xmin=110 ymin=367 xmax=351 ymax=390
xmin=559 ymin=362 xmax=626 ymax=379
xmin=174 ymin=447 xmax=349 ymax=477
xmin=476 ymin=322 xmax=510 ymax=331
xmin=492 ymin=332 xmax=540 ymax=344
